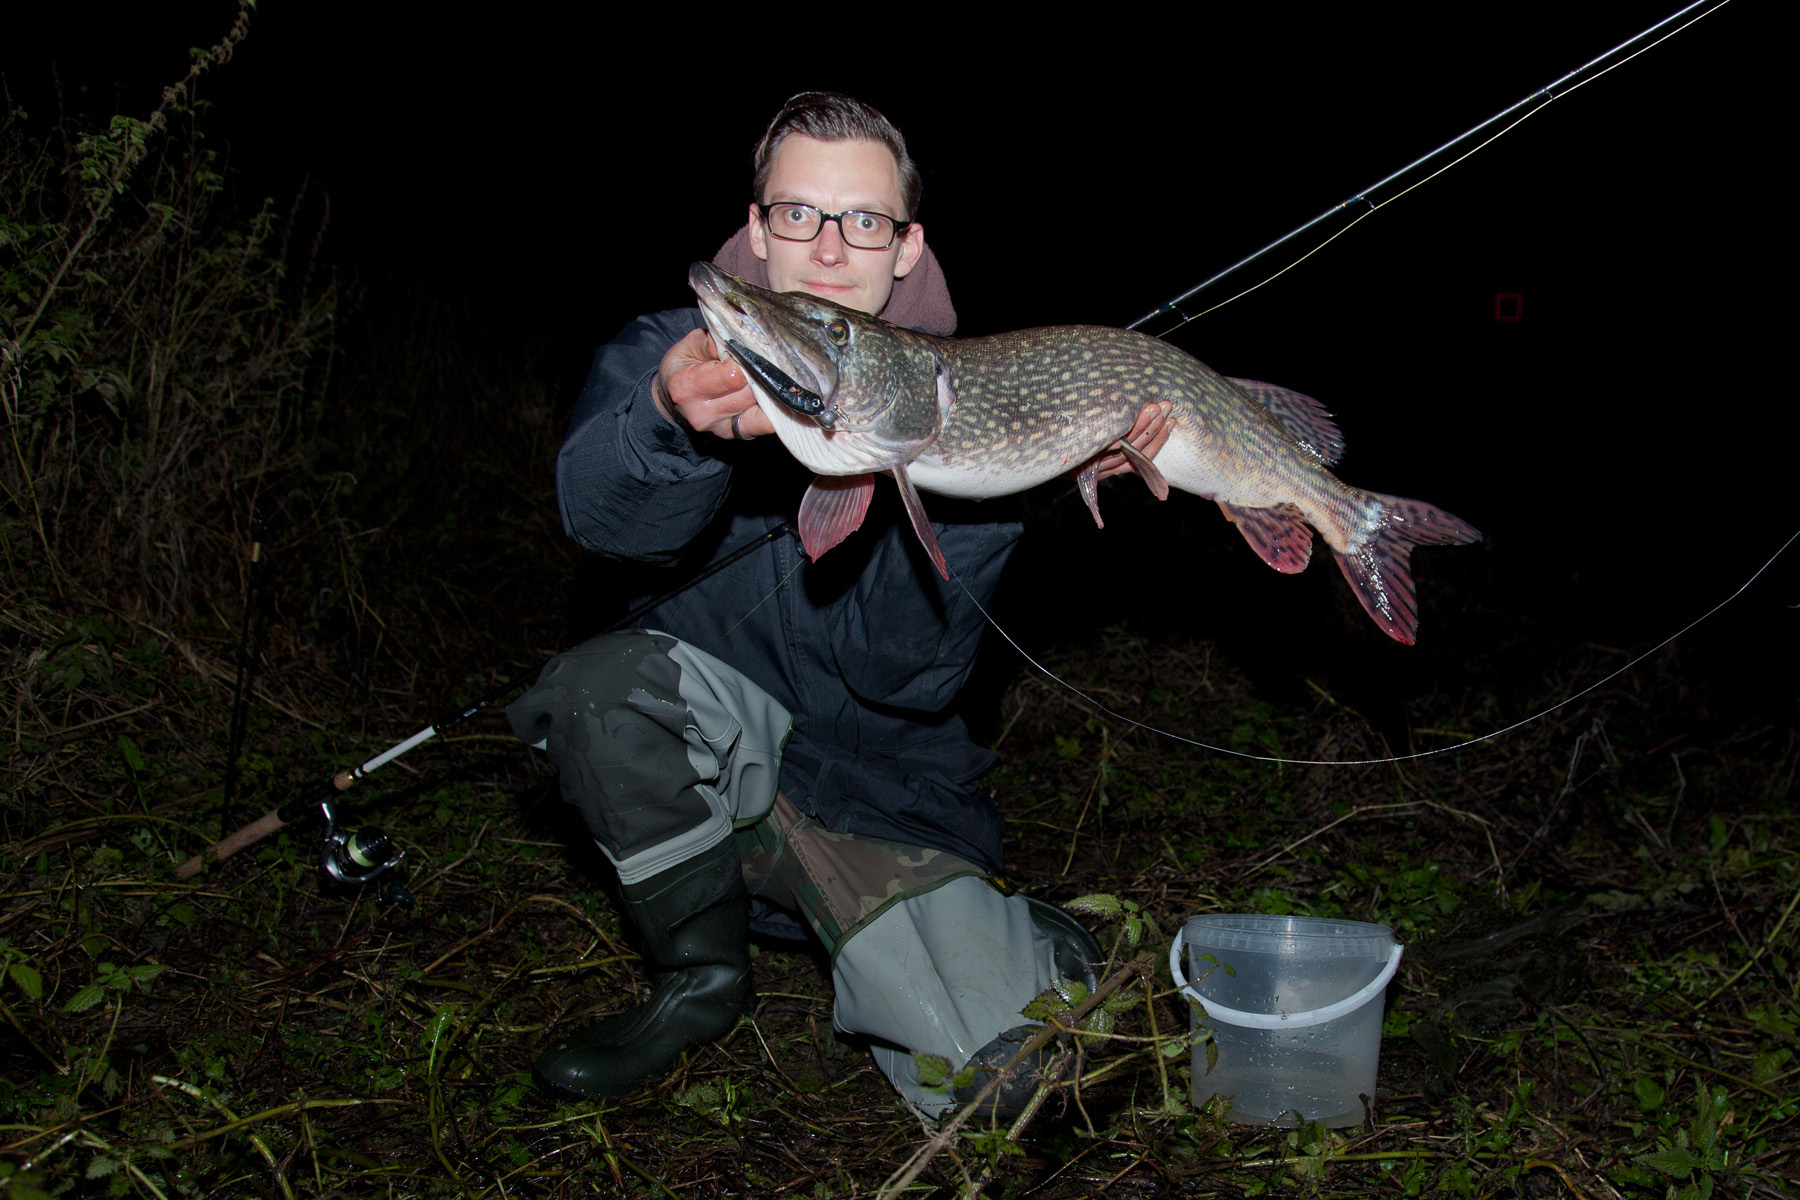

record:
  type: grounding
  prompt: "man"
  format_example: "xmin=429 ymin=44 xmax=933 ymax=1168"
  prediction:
xmin=511 ymin=93 xmax=1169 ymax=1116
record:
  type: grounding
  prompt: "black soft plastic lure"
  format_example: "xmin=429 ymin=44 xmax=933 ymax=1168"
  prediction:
xmin=727 ymin=338 xmax=834 ymax=428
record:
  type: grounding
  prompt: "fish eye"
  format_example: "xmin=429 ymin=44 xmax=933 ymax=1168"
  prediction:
xmin=825 ymin=319 xmax=849 ymax=343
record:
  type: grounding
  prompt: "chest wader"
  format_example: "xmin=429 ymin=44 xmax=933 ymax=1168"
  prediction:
xmin=508 ymin=632 xmax=790 ymax=1100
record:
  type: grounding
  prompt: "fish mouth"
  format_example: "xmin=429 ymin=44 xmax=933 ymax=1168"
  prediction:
xmin=689 ymin=263 xmax=843 ymax=426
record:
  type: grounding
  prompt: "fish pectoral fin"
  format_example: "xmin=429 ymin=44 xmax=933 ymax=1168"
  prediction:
xmin=889 ymin=464 xmax=950 ymax=580
xmin=1218 ymin=502 xmax=1314 ymax=575
xmin=1114 ymin=439 xmax=1171 ymax=501
xmin=1076 ymin=461 xmax=1104 ymax=529
xmin=798 ymin=474 xmax=875 ymax=562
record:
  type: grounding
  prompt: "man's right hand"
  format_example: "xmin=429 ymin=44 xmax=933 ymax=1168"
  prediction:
xmin=653 ymin=329 xmax=774 ymax=440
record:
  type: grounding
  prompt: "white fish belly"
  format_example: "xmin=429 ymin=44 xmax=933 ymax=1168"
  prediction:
xmin=904 ymin=454 xmax=1077 ymax=499
xmin=1156 ymin=419 xmax=1372 ymax=552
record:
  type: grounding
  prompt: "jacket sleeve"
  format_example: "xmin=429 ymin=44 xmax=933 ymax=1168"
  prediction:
xmin=555 ymin=308 xmax=733 ymax=563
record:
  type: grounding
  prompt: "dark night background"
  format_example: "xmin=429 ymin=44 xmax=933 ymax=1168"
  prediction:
xmin=6 ymin=1 xmax=1788 ymax=724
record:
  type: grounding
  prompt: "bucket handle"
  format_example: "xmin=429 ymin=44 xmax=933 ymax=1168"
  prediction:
xmin=1168 ymin=927 xmax=1405 ymax=1031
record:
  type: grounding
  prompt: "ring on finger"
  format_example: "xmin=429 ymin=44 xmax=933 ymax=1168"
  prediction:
xmin=731 ymin=412 xmax=756 ymax=441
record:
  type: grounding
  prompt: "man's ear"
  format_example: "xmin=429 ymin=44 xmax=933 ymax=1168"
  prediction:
xmin=892 ymin=221 xmax=925 ymax=279
xmin=748 ymin=203 xmax=770 ymax=260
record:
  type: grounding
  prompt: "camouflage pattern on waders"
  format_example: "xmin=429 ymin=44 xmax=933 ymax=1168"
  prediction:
xmin=738 ymin=794 xmax=992 ymax=958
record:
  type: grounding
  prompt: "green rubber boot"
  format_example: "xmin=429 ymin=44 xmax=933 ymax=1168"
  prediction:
xmin=533 ymin=841 xmax=751 ymax=1100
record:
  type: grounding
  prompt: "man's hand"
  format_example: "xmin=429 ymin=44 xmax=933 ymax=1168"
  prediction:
xmin=653 ymin=329 xmax=774 ymax=440
xmin=1091 ymin=400 xmax=1174 ymax=479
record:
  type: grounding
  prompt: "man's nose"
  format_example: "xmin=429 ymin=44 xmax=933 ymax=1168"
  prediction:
xmin=812 ymin=219 xmax=848 ymax=265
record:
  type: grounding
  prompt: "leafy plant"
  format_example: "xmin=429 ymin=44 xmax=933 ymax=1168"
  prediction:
xmin=0 ymin=938 xmax=44 ymax=1002
xmin=1622 ymin=1084 xmax=1739 ymax=1199
xmin=62 ymin=961 xmax=164 ymax=1013
xmin=1 ymin=0 xmax=335 ymax=619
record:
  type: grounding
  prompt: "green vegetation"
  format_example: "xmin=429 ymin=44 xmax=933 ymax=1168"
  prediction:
xmin=3 ymin=10 xmax=1795 ymax=1198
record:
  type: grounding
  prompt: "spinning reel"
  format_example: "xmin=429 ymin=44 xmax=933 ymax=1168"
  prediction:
xmin=316 ymin=797 xmax=412 ymax=905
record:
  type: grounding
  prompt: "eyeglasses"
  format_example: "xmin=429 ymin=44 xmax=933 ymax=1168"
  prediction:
xmin=756 ymin=202 xmax=912 ymax=250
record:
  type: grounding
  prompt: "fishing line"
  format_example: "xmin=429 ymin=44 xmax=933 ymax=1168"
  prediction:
xmin=954 ymin=527 xmax=1798 ymax=767
xmin=705 ymin=539 xmax=806 ymax=653
xmin=1128 ymin=0 xmax=1733 ymax=335
xmin=211 ymin=2 xmax=1740 ymax=864
xmin=954 ymin=0 xmax=1752 ymax=767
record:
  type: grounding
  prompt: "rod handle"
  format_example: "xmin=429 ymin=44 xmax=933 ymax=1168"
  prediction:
xmin=175 ymin=808 xmax=287 ymax=879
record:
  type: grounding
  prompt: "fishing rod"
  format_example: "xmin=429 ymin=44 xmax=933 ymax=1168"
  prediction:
xmin=219 ymin=509 xmax=267 ymax=838
xmin=176 ymin=521 xmax=800 ymax=882
xmin=1126 ymin=0 xmax=1731 ymax=334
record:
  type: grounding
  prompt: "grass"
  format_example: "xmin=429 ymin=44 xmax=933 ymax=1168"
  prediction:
xmin=2 ymin=597 xmax=1796 ymax=1197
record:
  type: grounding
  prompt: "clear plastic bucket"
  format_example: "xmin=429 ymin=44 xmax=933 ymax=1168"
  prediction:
xmin=1170 ymin=914 xmax=1402 ymax=1127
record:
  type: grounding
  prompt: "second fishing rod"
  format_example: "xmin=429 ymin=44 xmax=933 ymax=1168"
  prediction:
xmin=178 ymin=522 xmax=800 ymax=881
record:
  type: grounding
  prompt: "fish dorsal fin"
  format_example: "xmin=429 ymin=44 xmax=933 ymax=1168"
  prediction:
xmin=889 ymin=464 xmax=949 ymax=579
xmin=1229 ymin=378 xmax=1345 ymax=465
xmin=1218 ymin=501 xmax=1314 ymax=574
xmin=798 ymin=474 xmax=875 ymax=562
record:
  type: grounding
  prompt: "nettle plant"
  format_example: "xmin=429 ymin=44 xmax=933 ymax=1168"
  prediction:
xmin=1 ymin=0 xmax=336 ymax=621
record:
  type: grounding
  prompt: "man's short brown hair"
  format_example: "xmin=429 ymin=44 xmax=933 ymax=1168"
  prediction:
xmin=752 ymin=92 xmax=922 ymax=220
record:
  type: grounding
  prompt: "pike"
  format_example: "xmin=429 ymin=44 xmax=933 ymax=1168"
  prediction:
xmin=691 ymin=263 xmax=1480 ymax=645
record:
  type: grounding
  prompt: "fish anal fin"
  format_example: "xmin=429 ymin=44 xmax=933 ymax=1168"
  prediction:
xmin=1074 ymin=440 xmax=1168 ymax=528
xmin=1330 ymin=492 xmax=1483 ymax=645
xmin=1229 ymin=378 xmax=1345 ymax=465
xmin=889 ymin=464 xmax=949 ymax=579
xmin=798 ymin=474 xmax=875 ymax=562
xmin=1218 ymin=501 xmax=1314 ymax=575
xmin=1076 ymin=461 xmax=1104 ymax=528
xmin=1115 ymin=439 xmax=1170 ymax=500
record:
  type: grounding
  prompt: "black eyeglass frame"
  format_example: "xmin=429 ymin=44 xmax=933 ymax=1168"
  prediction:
xmin=755 ymin=202 xmax=914 ymax=250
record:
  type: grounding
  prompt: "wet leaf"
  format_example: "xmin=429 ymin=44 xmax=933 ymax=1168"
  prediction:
xmin=1063 ymin=894 xmax=1122 ymax=919
xmin=1637 ymin=1146 xmax=1699 ymax=1178
xmin=7 ymin=962 xmax=43 ymax=1000
xmin=63 ymin=983 xmax=105 ymax=1012
xmin=913 ymin=1052 xmax=952 ymax=1090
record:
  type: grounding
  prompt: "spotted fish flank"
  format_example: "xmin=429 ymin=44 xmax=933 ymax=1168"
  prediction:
xmin=689 ymin=263 xmax=1480 ymax=645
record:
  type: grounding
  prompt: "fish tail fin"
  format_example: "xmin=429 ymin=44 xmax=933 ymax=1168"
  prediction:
xmin=1330 ymin=493 xmax=1481 ymax=644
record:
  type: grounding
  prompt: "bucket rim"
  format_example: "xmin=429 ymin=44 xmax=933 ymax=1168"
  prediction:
xmin=1183 ymin=913 xmax=1397 ymax=941
xmin=1168 ymin=925 xmax=1405 ymax=1031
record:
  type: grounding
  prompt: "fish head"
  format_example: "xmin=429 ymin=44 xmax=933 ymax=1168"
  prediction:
xmin=689 ymin=263 xmax=947 ymax=462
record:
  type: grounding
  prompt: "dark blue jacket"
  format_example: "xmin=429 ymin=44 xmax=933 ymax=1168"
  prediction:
xmin=556 ymin=307 xmax=1024 ymax=873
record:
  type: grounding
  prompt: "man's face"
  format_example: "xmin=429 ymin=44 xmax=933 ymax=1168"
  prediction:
xmin=749 ymin=135 xmax=925 ymax=317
